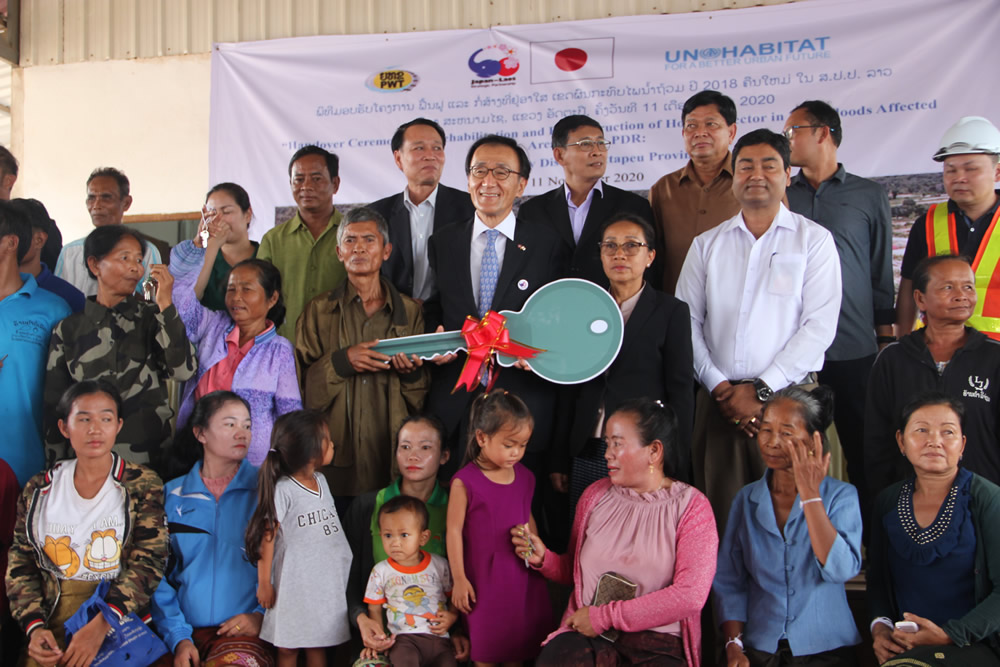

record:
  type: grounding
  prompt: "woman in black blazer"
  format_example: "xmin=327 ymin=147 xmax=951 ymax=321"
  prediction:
xmin=554 ymin=213 xmax=694 ymax=508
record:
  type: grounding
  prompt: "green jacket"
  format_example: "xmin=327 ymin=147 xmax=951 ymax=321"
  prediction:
xmin=869 ymin=472 xmax=1000 ymax=649
xmin=5 ymin=454 xmax=168 ymax=636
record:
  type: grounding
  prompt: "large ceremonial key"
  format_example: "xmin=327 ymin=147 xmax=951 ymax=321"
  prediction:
xmin=372 ymin=278 xmax=624 ymax=385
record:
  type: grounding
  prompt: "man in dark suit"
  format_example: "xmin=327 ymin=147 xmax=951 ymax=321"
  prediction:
xmin=516 ymin=114 xmax=655 ymax=288
xmin=424 ymin=134 xmax=569 ymax=482
xmin=369 ymin=118 xmax=475 ymax=301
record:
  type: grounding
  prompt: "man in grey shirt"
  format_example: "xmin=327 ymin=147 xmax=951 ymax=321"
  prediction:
xmin=785 ymin=100 xmax=894 ymax=531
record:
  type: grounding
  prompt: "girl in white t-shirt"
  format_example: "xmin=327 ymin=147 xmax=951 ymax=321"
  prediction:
xmin=245 ymin=410 xmax=352 ymax=667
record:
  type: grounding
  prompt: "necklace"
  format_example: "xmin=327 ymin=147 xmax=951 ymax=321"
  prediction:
xmin=897 ymin=480 xmax=958 ymax=545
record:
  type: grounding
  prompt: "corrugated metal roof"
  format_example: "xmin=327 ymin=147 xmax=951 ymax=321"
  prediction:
xmin=22 ymin=0 xmax=799 ymax=66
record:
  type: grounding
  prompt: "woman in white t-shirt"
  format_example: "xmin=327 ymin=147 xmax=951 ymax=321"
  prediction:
xmin=7 ymin=380 xmax=167 ymax=667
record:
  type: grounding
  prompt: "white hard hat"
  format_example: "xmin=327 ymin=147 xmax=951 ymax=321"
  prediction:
xmin=933 ymin=116 xmax=1000 ymax=162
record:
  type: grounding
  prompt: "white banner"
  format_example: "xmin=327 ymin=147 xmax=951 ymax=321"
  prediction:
xmin=209 ymin=0 xmax=1000 ymax=240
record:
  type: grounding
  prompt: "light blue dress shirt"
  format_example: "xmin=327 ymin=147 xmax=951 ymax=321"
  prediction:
xmin=713 ymin=472 xmax=863 ymax=656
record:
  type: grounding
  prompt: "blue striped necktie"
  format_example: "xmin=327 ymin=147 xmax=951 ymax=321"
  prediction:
xmin=478 ymin=229 xmax=500 ymax=318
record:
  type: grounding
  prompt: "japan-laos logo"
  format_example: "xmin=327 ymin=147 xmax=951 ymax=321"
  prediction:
xmin=366 ymin=67 xmax=419 ymax=93
xmin=468 ymin=43 xmax=519 ymax=78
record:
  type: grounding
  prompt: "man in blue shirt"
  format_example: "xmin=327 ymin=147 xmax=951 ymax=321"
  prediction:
xmin=0 ymin=202 xmax=72 ymax=486
xmin=12 ymin=198 xmax=85 ymax=313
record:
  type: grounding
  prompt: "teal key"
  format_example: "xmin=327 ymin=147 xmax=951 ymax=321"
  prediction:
xmin=372 ymin=278 xmax=624 ymax=385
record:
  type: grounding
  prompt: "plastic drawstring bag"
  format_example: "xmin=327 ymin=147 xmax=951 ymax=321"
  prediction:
xmin=63 ymin=580 xmax=168 ymax=666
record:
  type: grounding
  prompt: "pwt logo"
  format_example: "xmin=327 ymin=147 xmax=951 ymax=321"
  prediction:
xmin=366 ymin=68 xmax=419 ymax=93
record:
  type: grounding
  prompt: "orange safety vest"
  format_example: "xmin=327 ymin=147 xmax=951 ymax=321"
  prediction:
xmin=925 ymin=201 xmax=1000 ymax=339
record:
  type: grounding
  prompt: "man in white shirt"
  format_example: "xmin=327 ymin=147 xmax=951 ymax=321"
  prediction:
xmin=675 ymin=128 xmax=842 ymax=532
xmin=369 ymin=118 xmax=474 ymax=302
xmin=54 ymin=167 xmax=162 ymax=296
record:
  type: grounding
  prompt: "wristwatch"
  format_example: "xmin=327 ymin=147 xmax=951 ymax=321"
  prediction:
xmin=752 ymin=378 xmax=773 ymax=402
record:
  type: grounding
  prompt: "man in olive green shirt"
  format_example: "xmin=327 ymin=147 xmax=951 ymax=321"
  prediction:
xmin=258 ymin=145 xmax=347 ymax=338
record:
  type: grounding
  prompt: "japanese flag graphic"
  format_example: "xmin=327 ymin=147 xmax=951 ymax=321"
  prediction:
xmin=530 ymin=37 xmax=615 ymax=84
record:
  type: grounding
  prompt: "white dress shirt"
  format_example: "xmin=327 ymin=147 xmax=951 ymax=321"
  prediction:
xmin=565 ymin=179 xmax=603 ymax=244
xmin=403 ymin=185 xmax=438 ymax=301
xmin=675 ymin=204 xmax=842 ymax=393
xmin=470 ymin=211 xmax=516 ymax=307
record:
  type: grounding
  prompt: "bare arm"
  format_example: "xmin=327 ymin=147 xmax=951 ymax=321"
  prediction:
xmin=720 ymin=620 xmax=749 ymax=667
xmin=256 ymin=527 xmax=277 ymax=608
xmin=446 ymin=479 xmax=475 ymax=613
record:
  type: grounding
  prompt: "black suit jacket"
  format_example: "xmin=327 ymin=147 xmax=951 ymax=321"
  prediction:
xmin=423 ymin=216 xmax=570 ymax=456
xmin=554 ymin=285 xmax=694 ymax=478
xmin=370 ymin=184 xmax=475 ymax=297
xmin=516 ymin=181 xmax=655 ymax=288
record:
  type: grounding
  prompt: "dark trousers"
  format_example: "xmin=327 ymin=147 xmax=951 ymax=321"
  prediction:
xmin=537 ymin=629 xmax=685 ymax=666
xmin=746 ymin=640 xmax=858 ymax=666
xmin=817 ymin=354 xmax=875 ymax=541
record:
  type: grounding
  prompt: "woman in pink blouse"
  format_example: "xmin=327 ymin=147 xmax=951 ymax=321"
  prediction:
xmin=512 ymin=398 xmax=718 ymax=666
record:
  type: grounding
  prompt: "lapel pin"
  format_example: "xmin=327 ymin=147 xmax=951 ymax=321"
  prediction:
xmin=517 ymin=279 xmax=529 ymax=291
xmin=517 ymin=244 xmax=527 ymax=251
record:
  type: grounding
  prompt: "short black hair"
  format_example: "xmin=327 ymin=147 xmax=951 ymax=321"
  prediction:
xmin=598 ymin=212 xmax=656 ymax=248
xmin=0 ymin=200 xmax=33 ymax=264
xmin=0 ymin=145 xmax=18 ymax=177
xmin=733 ymin=129 xmax=791 ymax=171
xmin=9 ymin=198 xmax=54 ymax=235
xmin=912 ymin=254 xmax=972 ymax=294
xmin=899 ymin=391 xmax=965 ymax=433
xmin=87 ymin=167 xmax=130 ymax=199
xmin=682 ymin=90 xmax=737 ymax=126
xmin=379 ymin=494 xmax=430 ymax=532
xmin=791 ymin=100 xmax=843 ymax=148
xmin=83 ymin=225 xmax=146 ymax=280
xmin=552 ymin=115 xmax=603 ymax=149
xmin=56 ymin=380 xmax=123 ymax=422
xmin=288 ymin=145 xmax=339 ymax=179
xmin=391 ymin=118 xmax=446 ymax=153
xmin=465 ymin=134 xmax=531 ymax=180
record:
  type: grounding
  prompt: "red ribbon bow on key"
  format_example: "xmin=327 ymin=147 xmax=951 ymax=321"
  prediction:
xmin=453 ymin=311 xmax=545 ymax=393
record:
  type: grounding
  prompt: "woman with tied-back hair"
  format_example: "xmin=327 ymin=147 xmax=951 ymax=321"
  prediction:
xmin=713 ymin=386 xmax=862 ymax=666
xmin=151 ymin=391 xmax=274 ymax=667
xmin=170 ymin=248 xmax=302 ymax=466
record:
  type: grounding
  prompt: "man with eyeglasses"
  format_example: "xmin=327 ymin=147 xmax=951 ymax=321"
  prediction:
xmin=516 ymin=115 xmax=653 ymax=287
xmin=54 ymin=167 xmax=163 ymax=297
xmin=650 ymin=90 xmax=742 ymax=294
xmin=675 ymin=129 xmax=842 ymax=534
xmin=784 ymin=100 xmax=894 ymax=533
xmin=423 ymin=133 xmax=568 ymax=490
xmin=369 ymin=118 xmax=475 ymax=302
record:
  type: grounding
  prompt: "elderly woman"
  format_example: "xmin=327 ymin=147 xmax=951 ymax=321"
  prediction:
xmin=7 ymin=380 xmax=167 ymax=667
xmin=556 ymin=213 xmax=694 ymax=505
xmin=170 ymin=245 xmax=302 ymax=465
xmin=513 ymin=398 xmax=718 ymax=666
xmin=865 ymin=254 xmax=1000 ymax=501
xmin=869 ymin=393 xmax=1000 ymax=665
xmin=173 ymin=182 xmax=258 ymax=311
xmin=713 ymin=386 xmax=862 ymax=666
xmin=44 ymin=225 xmax=197 ymax=470
xmin=152 ymin=391 xmax=273 ymax=666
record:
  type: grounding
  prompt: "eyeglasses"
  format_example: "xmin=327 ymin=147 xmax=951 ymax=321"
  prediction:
xmin=469 ymin=166 xmax=521 ymax=181
xmin=783 ymin=125 xmax=824 ymax=140
xmin=565 ymin=139 xmax=612 ymax=152
xmin=598 ymin=241 xmax=649 ymax=256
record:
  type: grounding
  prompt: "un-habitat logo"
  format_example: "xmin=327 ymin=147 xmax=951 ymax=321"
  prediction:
xmin=366 ymin=68 xmax=419 ymax=93
xmin=665 ymin=36 xmax=830 ymax=69
xmin=964 ymin=376 xmax=991 ymax=403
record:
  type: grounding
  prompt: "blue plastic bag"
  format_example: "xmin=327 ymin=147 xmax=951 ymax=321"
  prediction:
xmin=63 ymin=580 xmax=168 ymax=667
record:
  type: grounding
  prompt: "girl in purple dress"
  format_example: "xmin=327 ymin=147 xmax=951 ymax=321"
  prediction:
xmin=446 ymin=390 xmax=553 ymax=665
